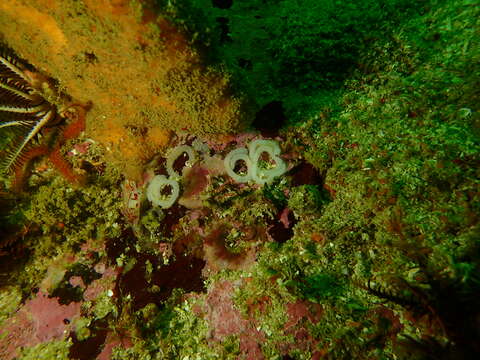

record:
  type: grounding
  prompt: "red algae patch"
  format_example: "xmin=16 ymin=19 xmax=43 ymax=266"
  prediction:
xmin=179 ymin=164 xmax=210 ymax=209
xmin=0 ymin=291 xmax=81 ymax=360
xmin=204 ymin=280 xmax=265 ymax=359
xmin=96 ymin=332 xmax=133 ymax=360
xmin=285 ymin=300 xmax=323 ymax=329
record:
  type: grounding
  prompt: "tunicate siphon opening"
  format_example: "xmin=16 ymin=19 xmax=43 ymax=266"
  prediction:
xmin=160 ymin=184 xmax=173 ymax=196
xmin=233 ymin=159 xmax=248 ymax=175
xmin=172 ymin=152 xmax=189 ymax=174
xmin=167 ymin=145 xmax=196 ymax=178
xmin=257 ymin=151 xmax=275 ymax=169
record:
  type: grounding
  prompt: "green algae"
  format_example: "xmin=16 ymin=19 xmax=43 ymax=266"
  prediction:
xmin=163 ymin=0 xmax=424 ymax=122
xmin=72 ymin=317 xmax=92 ymax=342
xmin=288 ymin=185 xmax=328 ymax=219
xmin=25 ymin=175 xmax=122 ymax=241
xmin=0 ymin=286 xmax=22 ymax=328
xmin=128 ymin=294 xmax=221 ymax=359
xmin=18 ymin=339 xmax=72 ymax=360
xmin=92 ymin=290 xmax=118 ymax=320
xmin=0 ymin=0 xmax=479 ymax=358
xmin=14 ymin=171 xmax=121 ymax=285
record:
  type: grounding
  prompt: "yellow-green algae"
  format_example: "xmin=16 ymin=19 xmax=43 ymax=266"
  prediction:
xmin=0 ymin=0 xmax=479 ymax=359
xmin=18 ymin=339 xmax=72 ymax=360
xmin=0 ymin=286 xmax=22 ymax=327
xmin=9 ymin=162 xmax=123 ymax=290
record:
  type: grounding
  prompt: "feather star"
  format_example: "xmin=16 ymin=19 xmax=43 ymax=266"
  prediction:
xmin=0 ymin=46 xmax=57 ymax=174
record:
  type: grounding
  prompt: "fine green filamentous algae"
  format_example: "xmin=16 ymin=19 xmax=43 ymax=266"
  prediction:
xmin=0 ymin=0 xmax=479 ymax=359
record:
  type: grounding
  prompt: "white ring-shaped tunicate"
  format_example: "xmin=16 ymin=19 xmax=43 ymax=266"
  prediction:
xmin=146 ymin=175 xmax=180 ymax=208
xmin=249 ymin=140 xmax=287 ymax=185
xmin=166 ymin=145 xmax=196 ymax=178
xmin=248 ymin=139 xmax=280 ymax=160
xmin=224 ymin=147 xmax=252 ymax=183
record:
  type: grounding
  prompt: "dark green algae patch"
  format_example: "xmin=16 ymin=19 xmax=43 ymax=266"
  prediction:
xmin=1 ymin=0 xmax=480 ymax=359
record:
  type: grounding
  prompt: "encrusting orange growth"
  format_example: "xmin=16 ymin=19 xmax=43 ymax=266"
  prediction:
xmin=95 ymin=118 xmax=171 ymax=179
xmin=0 ymin=0 xmax=247 ymax=179
xmin=147 ymin=127 xmax=171 ymax=148
xmin=0 ymin=1 xmax=67 ymax=54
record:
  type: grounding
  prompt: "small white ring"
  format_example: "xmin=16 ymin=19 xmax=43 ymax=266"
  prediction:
xmin=166 ymin=145 xmax=196 ymax=178
xmin=146 ymin=175 xmax=180 ymax=208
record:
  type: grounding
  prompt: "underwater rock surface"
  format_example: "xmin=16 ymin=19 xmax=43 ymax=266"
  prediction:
xmin=1 ymin=0 xmax=479 ymax=359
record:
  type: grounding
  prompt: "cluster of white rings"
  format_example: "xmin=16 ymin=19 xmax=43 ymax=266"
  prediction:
xmin=224 ymin=139 xmax=287 ymax=185
xmin=147 ymin=139 xmax=286 ymax=209
xmin=146 ymin=145 xmax=197 ymax=209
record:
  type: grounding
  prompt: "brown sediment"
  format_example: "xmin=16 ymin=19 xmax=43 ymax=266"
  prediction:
xmin=0 ymin=0 xmax=247 ymax=179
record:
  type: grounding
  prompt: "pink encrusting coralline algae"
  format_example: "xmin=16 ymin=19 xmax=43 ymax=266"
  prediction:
xmin=0 ymin=291 xmax=81 ymax=360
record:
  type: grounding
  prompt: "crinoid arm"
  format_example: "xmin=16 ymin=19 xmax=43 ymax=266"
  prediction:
xmin=1 ymin=109 xmax=55 ymax=174
xmin=0 ymin=45 xmax=35 ymax=85
xmin=0 ymin=118 xmax=38 ymax=129
xmin=0 ymin=44 xmax=57 ymax=175
xmin=0 ymin=46 xmax=45 ymax=113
